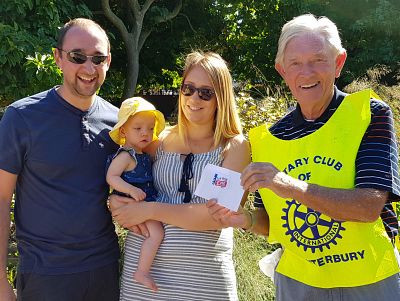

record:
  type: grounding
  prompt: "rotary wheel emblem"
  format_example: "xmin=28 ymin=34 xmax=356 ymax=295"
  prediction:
xmin=282 ymin=200 xmax=345 ymax=253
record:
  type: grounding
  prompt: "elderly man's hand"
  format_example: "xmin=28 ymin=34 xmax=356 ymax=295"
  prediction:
xmin=240 ymin=162 xmax=307 ymax=199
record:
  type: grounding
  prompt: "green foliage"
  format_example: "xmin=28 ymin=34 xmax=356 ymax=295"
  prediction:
xmin=100 ymin=69 xmax=126 ymax=104
xmin=297 ymin=0 xmax=400 ymax=86
xmin=2 ymin=0 xmax=400 ymax=104
xmin=7 ymin=199 xmax=17 ymax=287
xmin=0 ymin=0 xmax=91 ymax=104
xmin=122 ymin=0 xmax=224 ymax=93
xmin=25 ymin=52 xmax=63 ymax=92
xmin=210 ymin=0 xmax=296 ymax=85
xmin=161 ymin=69 xmax=182 ymax=89
xmin=236 ymin=84 xmax=295 ymax=137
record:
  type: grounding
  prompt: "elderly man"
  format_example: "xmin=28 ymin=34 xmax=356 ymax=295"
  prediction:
xmin=0 ymin=19 xmax=119 ymax=301
xmin=209 ymin=14 xmax=400 ymax=301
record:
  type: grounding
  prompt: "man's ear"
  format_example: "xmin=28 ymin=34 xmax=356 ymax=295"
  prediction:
xmin=53 ymin=48 xmax=62 ymax=69
xmin=335 ymin=51 xmax=347 ymax=78
xmin=275 ymin=63 xmax=286 ymax=79
xmin=105 ymin=52 xmax=112 ymax=71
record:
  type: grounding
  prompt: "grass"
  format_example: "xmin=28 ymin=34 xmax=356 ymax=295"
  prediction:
xmin=234 ymin=229 xmax=276 ymax=301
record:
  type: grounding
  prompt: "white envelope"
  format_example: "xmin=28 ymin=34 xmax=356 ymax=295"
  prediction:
xmin=194 ymin=163 xmax=244 ymax=211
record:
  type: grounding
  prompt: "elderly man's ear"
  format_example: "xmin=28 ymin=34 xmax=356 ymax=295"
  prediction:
xmin=274 ymin=63 xmax=286 ymax=79
xmin=335 ymin=51 xmax=347 ymax=78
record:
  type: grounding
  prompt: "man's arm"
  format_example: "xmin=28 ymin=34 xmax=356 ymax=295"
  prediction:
xmin=296 ymin=183 xmax=387 ymax=222
xmin=241 ymin=162 xmax=387 ymax=222
xmin=0 ymin=169 xmax=17 ymax=301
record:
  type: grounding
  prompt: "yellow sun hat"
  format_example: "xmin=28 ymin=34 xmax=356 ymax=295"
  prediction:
xmin=109 ymin=97 xmax=166 ymax=145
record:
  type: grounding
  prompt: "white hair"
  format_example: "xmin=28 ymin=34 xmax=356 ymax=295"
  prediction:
xmin=275 ymin=14 xmax=346 ymax=65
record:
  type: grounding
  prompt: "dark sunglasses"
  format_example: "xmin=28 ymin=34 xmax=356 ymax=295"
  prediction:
xmin=57 ymin=48 xmax=108 ymax=65
xmin=181 ymin=83 xmax=215 ymax=101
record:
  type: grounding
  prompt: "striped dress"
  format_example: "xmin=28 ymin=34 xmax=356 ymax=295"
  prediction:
xmin=120 ymin=146 xmax=238 ymax=301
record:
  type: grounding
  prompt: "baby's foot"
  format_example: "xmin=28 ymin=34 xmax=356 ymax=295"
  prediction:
xmin=134 ymin=270 xmax=158 ymax=292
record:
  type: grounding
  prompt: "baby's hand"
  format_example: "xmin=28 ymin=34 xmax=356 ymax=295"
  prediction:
xmin=129 ymin=187 xmax=146 ymax=201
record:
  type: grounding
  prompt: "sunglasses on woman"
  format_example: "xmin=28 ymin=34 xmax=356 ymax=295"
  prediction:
xmin=180 ymin=83 xmax=215 ymax=101
xmin=57 ymin=48 xmax=109 ymax=65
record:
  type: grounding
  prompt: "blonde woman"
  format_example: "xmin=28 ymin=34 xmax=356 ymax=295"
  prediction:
xmin=110 ymin=51 xmax=250 ymax=300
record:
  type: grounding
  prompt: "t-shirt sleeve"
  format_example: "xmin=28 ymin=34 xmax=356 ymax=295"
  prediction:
xmin=0 ymin=106 xmax=30 ymax=174
xmin=355 ymin=99 xmax=400 ymax=201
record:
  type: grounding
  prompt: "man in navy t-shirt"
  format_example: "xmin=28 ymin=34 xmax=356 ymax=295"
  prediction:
xmin=0 ymin=18 xmax=119 ymax=301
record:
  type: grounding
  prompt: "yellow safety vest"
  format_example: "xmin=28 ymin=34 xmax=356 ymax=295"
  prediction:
xmin=395 ymin=205 xmax=400 ymax=250
xmin=249 ymin=89 xmax=399 ymax=288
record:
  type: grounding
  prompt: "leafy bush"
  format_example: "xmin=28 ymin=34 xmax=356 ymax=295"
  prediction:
xmin=0 ymin=0 xmax=92 ymax=105
xmin=7 ymin=199 xmax=17 ymax=287
xmin=236 ymin=85 xmax=295 ymax=137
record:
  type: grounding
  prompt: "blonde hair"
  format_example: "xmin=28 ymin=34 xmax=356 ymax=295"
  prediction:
xmin=275 ymin=14 xmax=346 ymax=66
xmin=177 ymin=51 xmax=242 ymax=148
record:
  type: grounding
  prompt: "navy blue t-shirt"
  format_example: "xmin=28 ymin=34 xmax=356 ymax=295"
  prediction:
xmin=0 ymin=88 xmax=120 ymax=274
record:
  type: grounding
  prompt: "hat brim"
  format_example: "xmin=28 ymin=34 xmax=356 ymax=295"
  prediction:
xmin=109 ymin=109 xmax=165 ymax=145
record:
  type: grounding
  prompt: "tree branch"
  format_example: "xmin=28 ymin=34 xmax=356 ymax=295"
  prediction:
xmin=128 ymin=0 xmax=141 ymax=20
xmin=179 ymin=13 xmax=197 ymax=33
xmin=101 ymin=0 xmax=130 ymax=44
xmin=141 ymin=0 xmax=156 ymax=15
xmin=152 ymin=0 xmax=183 ymax=25
xmin=138 ymin=28 xmax=152 ymax=52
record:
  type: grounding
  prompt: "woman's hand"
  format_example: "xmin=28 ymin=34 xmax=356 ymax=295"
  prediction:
xmin=109 ymin=194 xmax=150 ymax=237
xmin=206 ymin=199 xmax=250 ymax=229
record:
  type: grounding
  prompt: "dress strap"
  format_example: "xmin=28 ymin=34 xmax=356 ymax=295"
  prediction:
xmin=113 ymin=147 xmax=137 ymax=162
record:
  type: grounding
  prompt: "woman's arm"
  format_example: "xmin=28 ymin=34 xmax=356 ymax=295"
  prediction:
xmin=111 ymin=135 xmax=251 ymax=231
xmin=206 ymin=200 xmax=270 ymax=236
xmin=223 ymin=135 xmax=251 ymax=206
xmin=111 ymin=200 xmax=220 ymax=230
xmin=221 ymin=135 xmax=251 ymax=172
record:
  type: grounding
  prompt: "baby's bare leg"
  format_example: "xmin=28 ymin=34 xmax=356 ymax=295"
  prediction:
xmin=134 ymin=220 xmax=164 ymax=292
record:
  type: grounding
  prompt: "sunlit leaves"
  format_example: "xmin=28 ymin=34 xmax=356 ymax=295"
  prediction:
xmin=0 ymin=0 xmax=91 ymax=104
